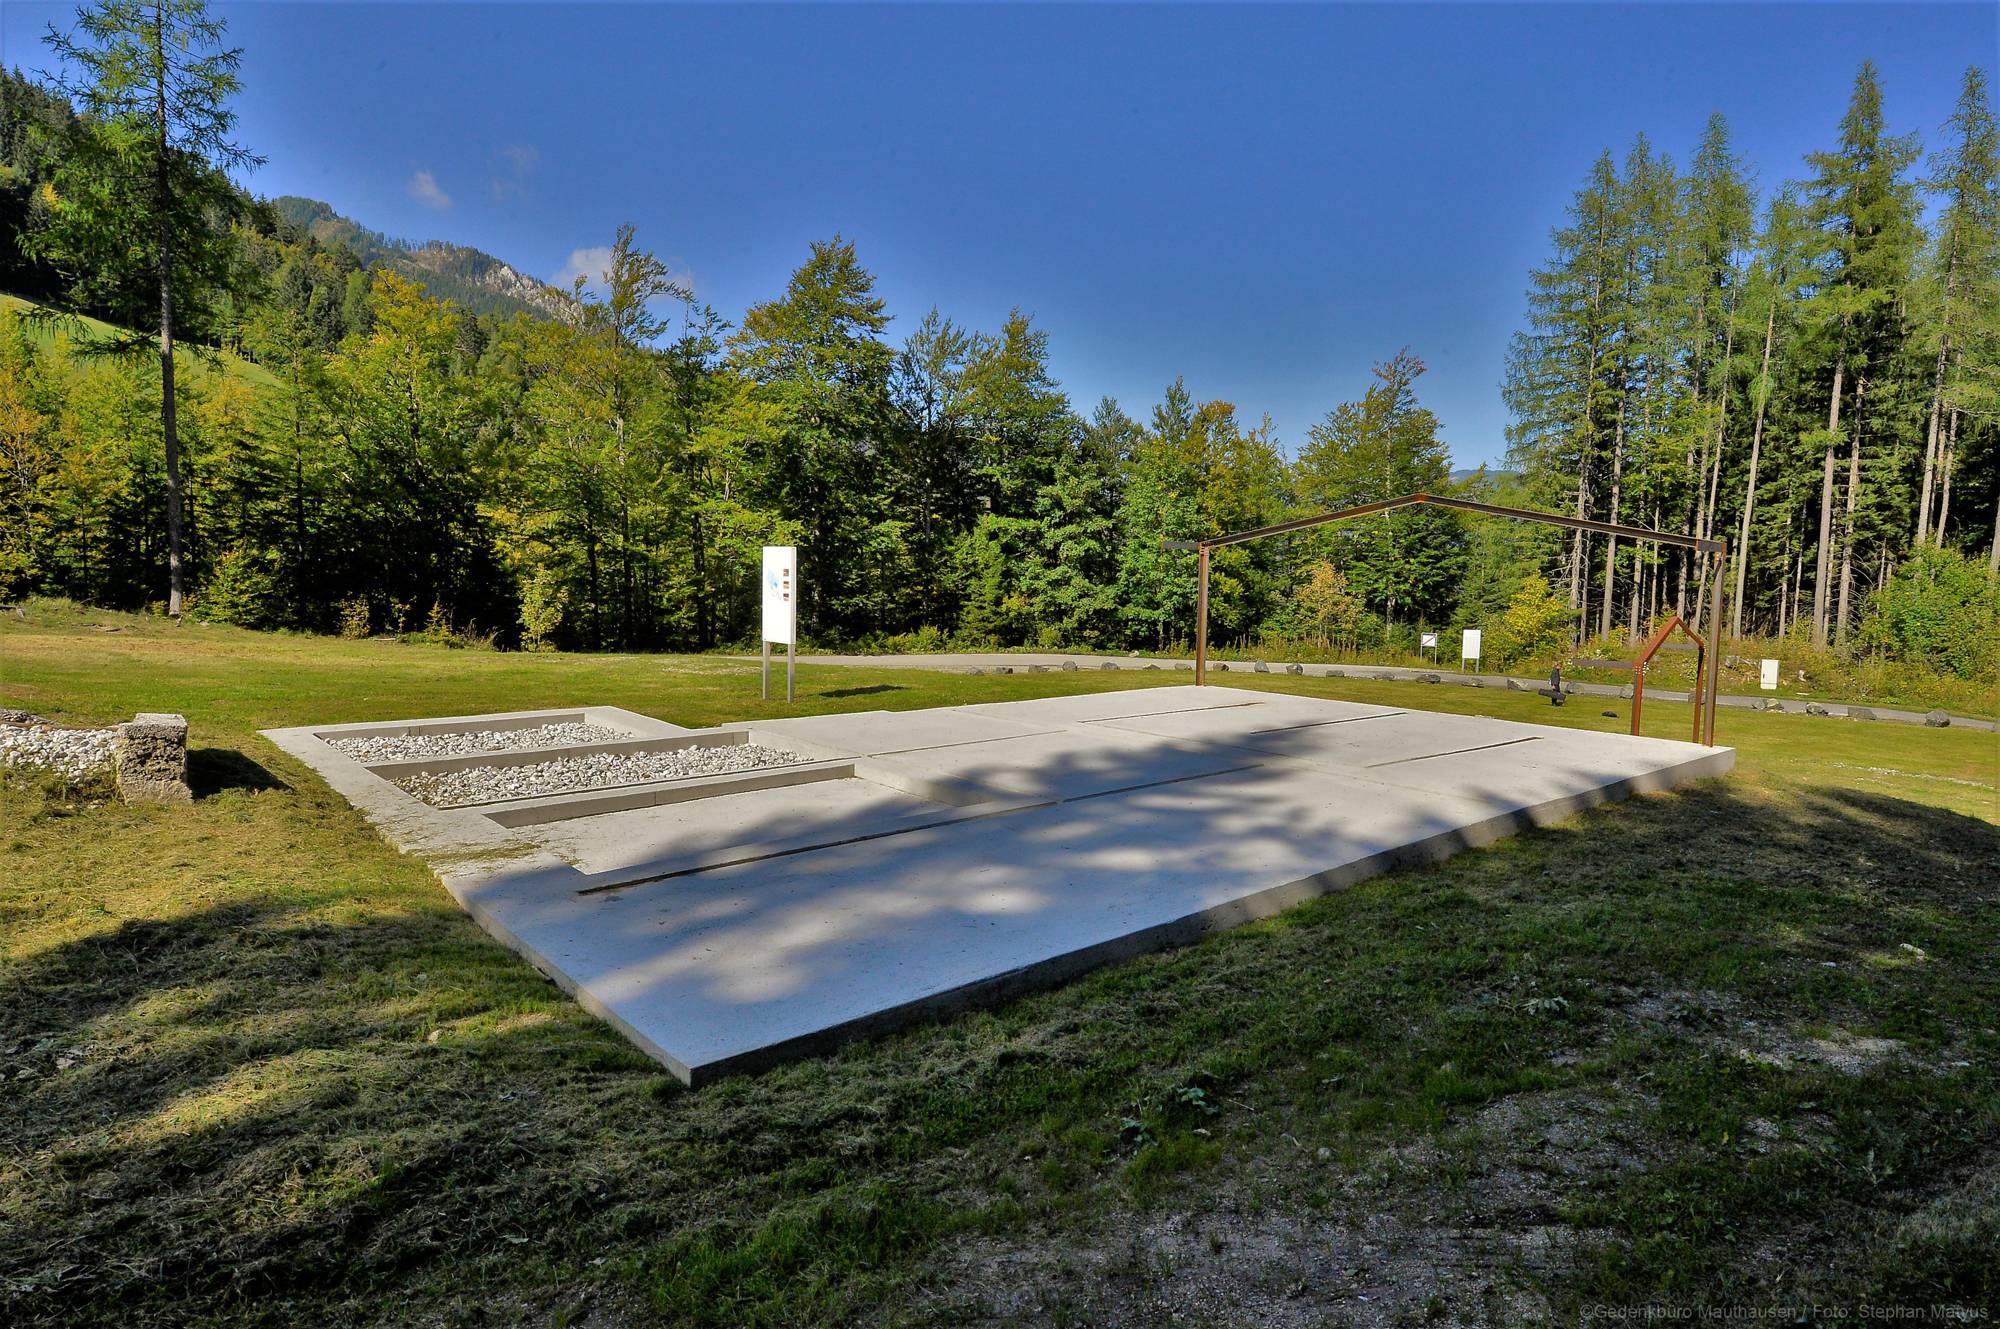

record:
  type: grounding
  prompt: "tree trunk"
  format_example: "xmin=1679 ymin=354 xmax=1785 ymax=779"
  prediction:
xmin=1599 ymin=399 xmax=1627 ymax=639
xmin=1935 ymin=407 xmax=1958 ymax=546
xmin=1916 ymin=344 xmax=1947 ymax=545
xmin=1833 ymin=378 xmax=1864 ymax=649
xmin=1731 ymin=298 xmax=1777 ymax=639
xmin=1811 ymin=347 xmax=1845 ymax=649
xmin=153 ymin=9 xmax=185 ymax=616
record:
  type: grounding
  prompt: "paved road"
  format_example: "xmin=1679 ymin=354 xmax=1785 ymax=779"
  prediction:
xmin=767 ymin=651 xmax=1995 ymax=733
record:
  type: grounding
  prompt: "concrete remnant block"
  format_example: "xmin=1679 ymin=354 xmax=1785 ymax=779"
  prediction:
xmin=116 ymin=712 xmax=191 ymax=805
xmin=1924 ymin=709 xmax=1951 ymax=728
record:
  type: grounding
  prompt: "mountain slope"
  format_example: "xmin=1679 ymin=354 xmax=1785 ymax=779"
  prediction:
xmin=268 ymin=196 xmax=573 ymax=322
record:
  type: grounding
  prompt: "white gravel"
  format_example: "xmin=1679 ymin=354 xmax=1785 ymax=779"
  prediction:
xmin=327 ymin=722 xmax=629 ymax=764
xmin=0 ymin=720 xmax=117 ymax=781
xmin=393 ymin=742 xmax=810 ymax=807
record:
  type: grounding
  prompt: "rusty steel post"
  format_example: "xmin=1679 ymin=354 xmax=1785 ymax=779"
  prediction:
xmin=1195 ymin=545 xmax=1210 ymax=686
xmin=1706 ymin=543 xmax=1727 ymax=747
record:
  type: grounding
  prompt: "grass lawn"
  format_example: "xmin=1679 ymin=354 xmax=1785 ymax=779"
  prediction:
xmin=3 ymin=605 xmax=1997 ymax=1327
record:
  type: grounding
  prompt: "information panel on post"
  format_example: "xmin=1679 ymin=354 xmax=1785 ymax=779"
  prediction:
xmin=761 ymin=546 xmax=797 ymax=702
xmin=1460 ymin=628 xmax=1482 ymax=671
xmin=762 ymin=545 xmax=796 ymax=645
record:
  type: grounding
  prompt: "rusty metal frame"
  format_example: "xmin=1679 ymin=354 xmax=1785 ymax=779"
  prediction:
xmin=1164 ymin=491 xmax=1728 ymax=746
xmin=1629 ymin=612 xmax=1706 ymax=743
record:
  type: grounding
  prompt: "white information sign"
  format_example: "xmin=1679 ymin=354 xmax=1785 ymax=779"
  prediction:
xmin=1421 ymin=632 xmax=1438 ymax=650
xmin=1461 ymin=628 xmax=1482 ymax=665
xmin=1760 ymin=657 xmax=1780 ymax=691
xmin=761 ymin=546 xmax=797 ymax=646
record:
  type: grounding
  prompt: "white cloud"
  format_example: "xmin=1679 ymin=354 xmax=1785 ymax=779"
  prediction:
xmin=552 ymin=245 xmax=615 ymax=293
xmin=406 ymin=170 xmax=452 ymax=210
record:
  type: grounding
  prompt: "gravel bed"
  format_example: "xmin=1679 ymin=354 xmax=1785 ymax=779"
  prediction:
xmin=1 ymin=720 xmax=117 ymax=781
xmin=393 ymin=742 xmax=810 ymax=807
xmin=327 ymin=722 xmax=629 ymax=764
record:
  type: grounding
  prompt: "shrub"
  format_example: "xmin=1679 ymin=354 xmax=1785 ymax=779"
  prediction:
xmin=1860 ymin=547 xmax=1999 ymax=680
xmin=337 ymin=596 xmax=373 ymax=639
xmin=189 ymin=548 xmax=279 ymax=629
xmin=1493 ymin=575 xmax=1573 ymax=668
xmin=518 ymin=569 xmax=567 ymax=652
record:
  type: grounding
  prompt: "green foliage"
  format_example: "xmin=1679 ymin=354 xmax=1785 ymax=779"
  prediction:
xmin=1494 ymin=575 xmax=1576 ymax=668
xmin=1859 ymin=546 xmax=1999 ymax=679
xmin=188 ymin=546 xmax=277 ymax=628
xmin=517 ymin=567 xmax=567 ymax=652
xmin=0 ymin=52 xmax=1994 ymax=678
xmin=336 ymin=594 xmax=371 ymax=639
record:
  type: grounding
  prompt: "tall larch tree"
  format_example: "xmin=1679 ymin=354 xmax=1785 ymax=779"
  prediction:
xmin=37 ymin=0 xmax=259 ymax=614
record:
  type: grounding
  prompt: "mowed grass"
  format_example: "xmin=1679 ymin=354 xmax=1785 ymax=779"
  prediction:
xmin=2 ymin=605 xmax=1997 ymax=1327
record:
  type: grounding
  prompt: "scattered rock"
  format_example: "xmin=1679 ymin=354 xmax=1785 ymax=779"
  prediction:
xmin=115 ymin=712 xmax=192 ymax=805
xmin=1421 ymin=672 xmax=1441 ymax=684
xmin=1924 ymin=709 xmax=1951 ymax=728
xmin=1601 ymin=710 xmax=1618 ymax=719
xmin=1144 ymin=664 xmax=1161 ymax=670
xmin=1060 ymin=660 xmax=1078 ymax=672
xmin=1805 ymin=702 xmax=1831 ymax=716
xmin=1846 ymin=706 xmax=1877 ymax=722
xmin=396 ymin=741 xmax=810 ymax=808
xmin=1097 ymin=661 xmax=1118 ymax=670
xmin=1506 ymin=678 xmax=1523 ymax=691
xmin=1286 ymin=663 xmax=1304 ymax=675
xmin=0 ymin=717 xmax=117 ymax=781
xmin=995 ymin=666 xmax=1014 ymax=675
xmin=1028 ymin=665 xmax=1049 ymax=674
xmin=1253 ymin=661 xmax=1270 ymax=673
xmin=966 ymin=667 xmax=984 ymax=676
xmin=1174 ymin=662 xmax=1190 ymax=671
xmin=1618 ymin=684 xmax=1634 ymax=700
xmin=1762 ymin=698 xmax=1784 ymax=711
xmin=328 ymin=722 xmax=627 ymax=763
xmin=1214 ymin=662 xmax=1230 ymax=672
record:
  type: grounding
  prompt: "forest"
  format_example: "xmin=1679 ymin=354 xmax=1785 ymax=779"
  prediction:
xmin=0 ymin=1 xmax=1994 ymax=686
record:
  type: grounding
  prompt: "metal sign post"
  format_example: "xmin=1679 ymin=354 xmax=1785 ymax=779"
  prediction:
xmin=760 ymin=545 xmax=797 ymax=703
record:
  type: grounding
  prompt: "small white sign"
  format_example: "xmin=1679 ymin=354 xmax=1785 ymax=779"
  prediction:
xmin=761 ymin=545 xmax=797 ymax=646
xmin=1461 ymin=628 xmax=1482 ymax=664
xmin=1421 ymin=632 xmax=1438 ymax=650
xmin=1760 ymin=657 xmax=1780 ymax=691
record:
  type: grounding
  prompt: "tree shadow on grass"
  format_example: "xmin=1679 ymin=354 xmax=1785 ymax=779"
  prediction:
xmin=188 ymin=747 xmax=289 ymax=798
xmin=819 ymin=684 xmax=911 ymax=699
xmin=0 ymin=770 xmax=1994 ymax=1328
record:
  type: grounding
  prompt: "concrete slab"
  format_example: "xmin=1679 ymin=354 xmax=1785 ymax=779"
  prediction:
xmin=265 ymin=686 xmax=1733 ymax=1085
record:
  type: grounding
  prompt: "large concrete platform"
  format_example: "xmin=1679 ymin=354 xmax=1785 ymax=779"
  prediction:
xmin=265 ymin=687 xmax=1733 ymax=1085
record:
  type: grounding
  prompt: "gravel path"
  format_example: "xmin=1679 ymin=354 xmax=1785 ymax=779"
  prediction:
xmin=1 ymin=720 xmax=117 ymax=781
xmin=393 ymin=742 xmax=810 ymax=807
xmin=328 ymin=722 xmax=629 ymax=764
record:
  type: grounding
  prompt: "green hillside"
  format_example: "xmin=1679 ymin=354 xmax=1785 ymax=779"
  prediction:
xmin=0 ymin=292 xmax=279 ymax=391
xmin=269 ymin=195 xmax=572 ymax=322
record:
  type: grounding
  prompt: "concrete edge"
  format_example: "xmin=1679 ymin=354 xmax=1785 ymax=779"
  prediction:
xmin=675 ymin=744 xmax=1738 ymax=1086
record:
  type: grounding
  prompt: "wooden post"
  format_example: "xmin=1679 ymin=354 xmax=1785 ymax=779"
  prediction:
xmin=1195 ymin=545 xmax=1209 ymax=686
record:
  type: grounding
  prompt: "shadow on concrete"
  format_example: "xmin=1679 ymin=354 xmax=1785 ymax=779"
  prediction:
xmin=3 ymin=766 xmax=1995 ymax=1324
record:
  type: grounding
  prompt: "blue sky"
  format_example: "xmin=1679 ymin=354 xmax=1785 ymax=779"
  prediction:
xmin=5 ymin=3 xmax=1995 ymax=469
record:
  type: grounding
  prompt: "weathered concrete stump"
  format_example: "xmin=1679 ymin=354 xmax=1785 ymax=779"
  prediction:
xmin=116 ymin=712 xmax=192 ymax=804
